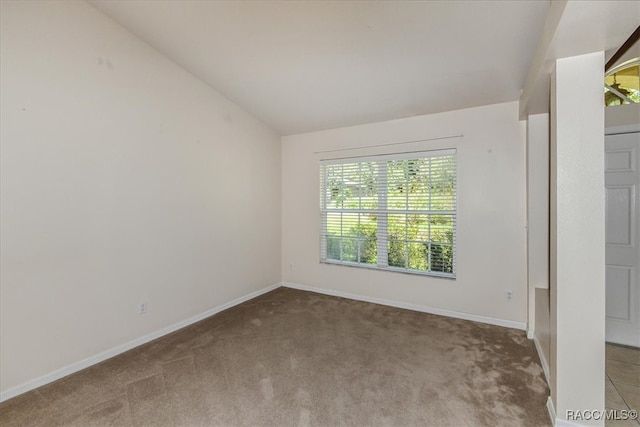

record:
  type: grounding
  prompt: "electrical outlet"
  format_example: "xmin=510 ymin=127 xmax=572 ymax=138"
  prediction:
xmin=506 ymin=291 xmax=513 ymax=301
xmin=138 ymin=302 xmax=147 ymax=314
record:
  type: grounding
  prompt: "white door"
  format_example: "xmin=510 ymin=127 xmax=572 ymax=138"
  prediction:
xmin=605 ymin=131 xmax=640 ymax=347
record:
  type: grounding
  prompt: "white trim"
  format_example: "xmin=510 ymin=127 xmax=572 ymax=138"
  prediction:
xmin=606 ymin=124 xmax=640 ymax=135
xmin=606 ymin=58 xmax=640 ymax=77
xmin=0 ymin=282 xmax=281 ymax=403
xmin=547 ymin=397 xmax=557 ymax=425
xmin=545 ymin=375 xmax=588 ymax=427
xmin=319 ymin=148 xmax=457 ymax=165
xmin=319 ymin=259 xmax=456 ymax=280
xmin=533 ymin=334 xmax=551 ymax=387
xmin=546 ymin=398 xmax=591 ymax=427
xmin=282 ymin=282 xmax=527 ymax=330
xmin=527 ymin=330 xmax=535 ymax=339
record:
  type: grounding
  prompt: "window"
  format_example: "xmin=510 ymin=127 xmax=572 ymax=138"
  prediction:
xmin=604 ymin=58 xmax=640 ymax=106
xmin=320 ymin=149 xmax=456 ymax=278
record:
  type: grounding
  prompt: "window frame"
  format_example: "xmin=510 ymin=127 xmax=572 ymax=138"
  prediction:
xmin=319 ymin=149 xmax=457 ymax=279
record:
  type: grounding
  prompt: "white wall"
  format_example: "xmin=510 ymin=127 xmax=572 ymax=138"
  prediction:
xmin=606 ymin=103 xmax=640 ymax=131
xmin=527 ymin=114 xmax=550 ymax=292
xmin=527 ymin=113 xmax=550 ymax=346
xmin=534 ymin=288 xmax=551 ymax=382
xmin=550 ymin=52 xmax=605 ymax=425
xmin=282 ymin=102 xmax=528 ymax=326
xmin=0 ymin=1 xmax=281 ymax=395
xmin=527 ymin=112 xmax=552 ymax=392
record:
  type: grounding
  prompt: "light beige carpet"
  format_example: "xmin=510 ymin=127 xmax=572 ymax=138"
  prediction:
xmin=0 ymin=287 xmax=550 ymax=426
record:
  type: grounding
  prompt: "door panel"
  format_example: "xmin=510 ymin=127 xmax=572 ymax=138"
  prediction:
xmin=606 ymin=149 xmax=634 ymax=172
xmin=606 ymin=266 xmax=632 ymax=321
xmin=606 ymin=186 xmax=633 ymax=246
xmin=605 ymin=132 xmax=640 ymax=347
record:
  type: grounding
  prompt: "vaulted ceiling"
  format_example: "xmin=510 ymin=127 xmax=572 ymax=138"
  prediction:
xmin=89 ymin=1 xmax=634 ymax=135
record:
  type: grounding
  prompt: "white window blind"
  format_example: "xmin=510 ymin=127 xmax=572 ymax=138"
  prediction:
xmin=320 ymin=149 xmax=456 ymax=278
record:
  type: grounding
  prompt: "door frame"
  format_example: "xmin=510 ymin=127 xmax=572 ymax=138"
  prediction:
xmin=605 ymin=123 xmax=640 ymax=347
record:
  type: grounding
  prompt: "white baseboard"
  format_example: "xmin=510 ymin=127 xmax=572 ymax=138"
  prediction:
xmin=533 ymin=334 xmax=551 ymax=388
xmin=527 ymin=330 xmax=535 ymax=339
xmin=546 ymin=387 xmax=589 ymax=427
xmin=282 ymin=282 xmax=527 ymax=331
xmin=547 ymin=397 xmax=557 ymax=426
xmin=0 ymin=282 xmax=281 ymax=403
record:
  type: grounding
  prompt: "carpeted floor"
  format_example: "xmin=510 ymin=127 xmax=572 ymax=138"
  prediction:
xmin=0 ymin=287 xmax=550 ymax=426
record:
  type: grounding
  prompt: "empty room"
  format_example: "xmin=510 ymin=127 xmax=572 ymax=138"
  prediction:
xmin=1 ymin=1 xmax=639 ymax=426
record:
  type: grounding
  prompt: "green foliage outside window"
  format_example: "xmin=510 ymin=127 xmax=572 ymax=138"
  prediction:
xmin=322 ymin=155 xmax=456 ymax=276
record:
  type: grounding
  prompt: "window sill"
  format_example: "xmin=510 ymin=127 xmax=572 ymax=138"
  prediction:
xmin=320 ymin=259 xmax=456 ymax=280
